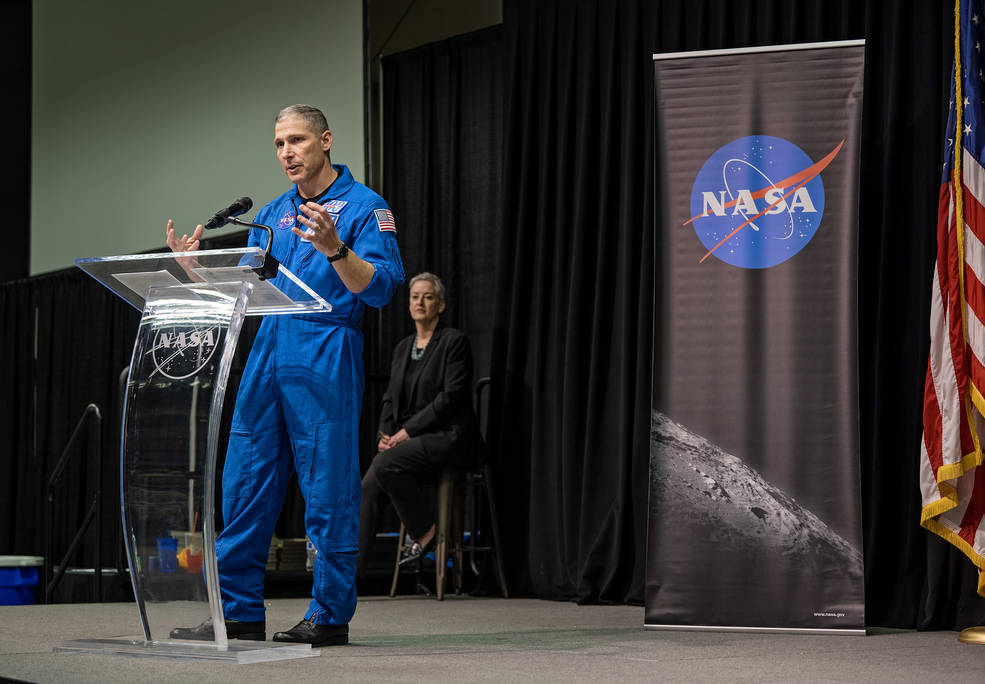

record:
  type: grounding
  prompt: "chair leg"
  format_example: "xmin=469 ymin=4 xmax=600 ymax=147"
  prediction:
xmin=483 ymin=463 xmax=509 ymax=598
xmin=435 ymin=470 xmax=455 ymax=601
xmin=390 ymin=522 xmax=406 ymax=598
xmin=452 ymin=483 xmax=464 ymax=595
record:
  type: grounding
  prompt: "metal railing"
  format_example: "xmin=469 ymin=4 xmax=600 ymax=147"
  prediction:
xmin=44 ymin=403 xmax=103 ymax=603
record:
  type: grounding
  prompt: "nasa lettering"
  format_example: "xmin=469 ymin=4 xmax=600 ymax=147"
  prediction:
xmin=150 ymin=325 xmax=221 ymax=380
xmin=686 ymin=135 xmax=842 ymax=269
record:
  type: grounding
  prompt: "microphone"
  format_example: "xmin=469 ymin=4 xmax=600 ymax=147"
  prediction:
xmin=204 ymin=197 xmax=253 ymax=229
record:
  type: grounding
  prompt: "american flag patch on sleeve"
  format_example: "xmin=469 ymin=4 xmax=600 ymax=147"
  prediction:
xmin=374 ymin=208 xmax=396 ymax=232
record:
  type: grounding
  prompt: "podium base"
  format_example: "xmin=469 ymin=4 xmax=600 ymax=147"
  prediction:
xmin=957 ymin=627 xmax=985 ymax=645
xmin=54 ymin=637 xmax=318 ymax=663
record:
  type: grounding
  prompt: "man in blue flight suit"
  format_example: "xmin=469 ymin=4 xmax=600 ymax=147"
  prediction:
xmin=167 ymin=104 xmax=404 ymax=646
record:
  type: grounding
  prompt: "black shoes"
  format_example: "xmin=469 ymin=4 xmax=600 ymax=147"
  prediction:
xmin=170 ymin=616 xmax=347 ymax=647
xmin=169 ymin=617 xmax=266 ymax=641
xmin=399 ymin=538 xmax=434 ymax=566
xmin=273 ymin=619 xmax=349 ymax=647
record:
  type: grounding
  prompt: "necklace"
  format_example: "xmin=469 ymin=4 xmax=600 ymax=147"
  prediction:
xmin=411 ymin=333 xmax=432 ymax=361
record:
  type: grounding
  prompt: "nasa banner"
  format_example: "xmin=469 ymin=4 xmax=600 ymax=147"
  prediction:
xmin=646 ymin=42 xmax=865 ymax=633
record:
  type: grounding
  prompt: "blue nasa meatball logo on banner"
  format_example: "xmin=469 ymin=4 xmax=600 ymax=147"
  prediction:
xmin=687 ymin=135 xmax=842 ymax=269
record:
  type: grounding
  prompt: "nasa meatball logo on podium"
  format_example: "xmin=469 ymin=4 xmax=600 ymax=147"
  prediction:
xmin=686 ymin=135 xmax=842 ymax=269
xmin=150 ymin=325 xmax=222 ymax=380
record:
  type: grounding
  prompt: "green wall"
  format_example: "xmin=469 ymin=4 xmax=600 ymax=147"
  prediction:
xmin=32 ymin=0 xmax=365 ymax=276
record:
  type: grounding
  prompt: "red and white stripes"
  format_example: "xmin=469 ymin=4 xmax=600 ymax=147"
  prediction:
xmin=921 ymin=148 xmax=985 ymax=595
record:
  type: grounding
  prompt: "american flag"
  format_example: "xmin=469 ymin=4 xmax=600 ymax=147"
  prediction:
xmin=922 ymin=0 xmax=985 ymax=597
xmin=374 ymin=208 xmax=396 ymax=232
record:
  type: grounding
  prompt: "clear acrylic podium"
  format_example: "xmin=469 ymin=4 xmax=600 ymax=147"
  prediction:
xmin=61 ymin=248 xmax=328 ymax=662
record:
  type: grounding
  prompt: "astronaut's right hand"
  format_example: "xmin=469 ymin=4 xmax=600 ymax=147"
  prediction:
xmin=166 ymin=219 xmax=203 ymax=252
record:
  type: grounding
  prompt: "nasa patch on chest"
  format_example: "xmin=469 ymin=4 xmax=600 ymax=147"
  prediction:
xmin=276 ymin=211 xmax=295 ymax=230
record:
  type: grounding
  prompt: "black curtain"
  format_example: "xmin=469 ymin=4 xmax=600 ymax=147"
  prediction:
xmin=0 ymin=0 xmax=30 ymax=283
xmin=857 ymin=2 xmax=985 ymax=630
xmin=379 ymin=26 xmax=504 ymax=379
xmin=372 ymin=28 xmax=504 ymax=582
xmin=490 ymin=0 xmax=668 ymax=605
xmin=0 ymin=280 xmax=38 ymax=554
xmin=0 ymin=270 xmax=140 ymax=574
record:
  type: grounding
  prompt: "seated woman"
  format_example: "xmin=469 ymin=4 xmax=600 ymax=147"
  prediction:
xmin=358 ymin=272 xmax=481 ymax=574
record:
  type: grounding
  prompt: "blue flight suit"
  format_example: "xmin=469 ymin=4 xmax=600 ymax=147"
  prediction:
xmin=216 ymin=164 xmax=404 ymax=626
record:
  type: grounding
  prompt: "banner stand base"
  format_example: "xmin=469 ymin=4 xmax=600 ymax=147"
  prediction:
xmin=958 ymin=627 xmax=985 ymax=644
xmin=55 ymin=638 xmax=318 ymax=663
xmin=644 ymin=624 xmax=866 ymax=637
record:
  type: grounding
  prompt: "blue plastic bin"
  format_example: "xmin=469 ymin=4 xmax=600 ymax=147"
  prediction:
xmin=0 ymin=556 xmax=43 ymax=606
xmin=157 ymin=537 xmax=178 ymax=573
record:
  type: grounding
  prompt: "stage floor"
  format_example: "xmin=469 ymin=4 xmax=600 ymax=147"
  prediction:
xmin=1 ymin=597 xmax=984 ymax=682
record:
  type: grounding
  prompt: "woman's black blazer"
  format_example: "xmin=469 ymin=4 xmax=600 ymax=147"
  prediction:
xmin=377 ymin=327 xmax=481 ymax=465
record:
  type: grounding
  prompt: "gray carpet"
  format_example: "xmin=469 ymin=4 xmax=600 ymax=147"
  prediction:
xmin=1 ymin=597 xmax=984 ymax=683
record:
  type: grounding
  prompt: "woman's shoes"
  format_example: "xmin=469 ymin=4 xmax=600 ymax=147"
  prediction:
xmin=399 ymin=537 xmax=435 ymax=566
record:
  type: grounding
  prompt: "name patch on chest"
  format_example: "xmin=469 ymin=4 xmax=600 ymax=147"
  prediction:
xmin=299 ymin=213 xmax=341 ymax=243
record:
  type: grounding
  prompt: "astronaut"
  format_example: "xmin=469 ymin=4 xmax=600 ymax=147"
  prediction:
xmin=167 ymin=104 xmax=404 ymax=647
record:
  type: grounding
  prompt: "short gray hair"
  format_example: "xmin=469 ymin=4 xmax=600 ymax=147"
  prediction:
xmin=275 ymin=104 xmax=329 ymax=134
xmin=409 ymin=272 xmax=446 ymax=303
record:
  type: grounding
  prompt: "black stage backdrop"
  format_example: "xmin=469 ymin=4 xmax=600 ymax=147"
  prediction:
xmin=0 ymin=271 xmax=140 ymax=575
xmin=0 ymin=0 xmax=30 ymax=282
xmin=378 ymin=25 xmax=504 ymax=395
xmin=4 ymin=0 xmax=985 ymax=629
xmin=358 ymin=28 xmax=504 ymax=550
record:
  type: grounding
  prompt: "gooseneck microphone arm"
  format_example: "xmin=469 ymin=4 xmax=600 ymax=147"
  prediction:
xmin=201 ymin=196 xmax=278 ymax=280
xmin=226 ymin=216 xmax=280 ymax=281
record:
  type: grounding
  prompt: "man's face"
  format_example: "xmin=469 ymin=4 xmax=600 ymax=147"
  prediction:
xmin=274 ymin=116 xmax=331 ymax=186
